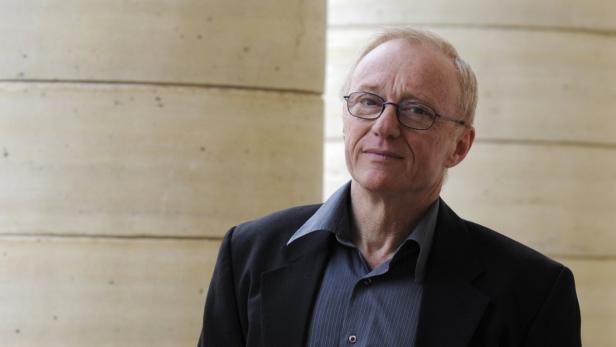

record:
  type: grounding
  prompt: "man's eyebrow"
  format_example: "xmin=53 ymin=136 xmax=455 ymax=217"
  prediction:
xmin=402 ymin=95 xmax=434 ymax=105
xmin=400 ymin=92 xmax=438 ymax=107
xmin=352 ymin=84 xmax=380 ymax=93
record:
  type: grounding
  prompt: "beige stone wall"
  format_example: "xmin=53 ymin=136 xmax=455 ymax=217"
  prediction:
xmin=326 ymin=1 xmax=616 ymax=346
xmin=0 ymin=1 xmax=325 ymax=346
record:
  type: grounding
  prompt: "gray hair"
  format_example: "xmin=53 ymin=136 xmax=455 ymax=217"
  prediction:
xmin=342 ymin=28 xmax=478 ymax=124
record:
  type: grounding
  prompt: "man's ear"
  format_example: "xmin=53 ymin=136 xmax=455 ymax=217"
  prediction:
xmin=445 ymin=126 xmax=475 ymax=168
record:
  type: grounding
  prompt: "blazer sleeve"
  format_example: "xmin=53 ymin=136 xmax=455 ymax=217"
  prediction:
xmin=198 ymin=228 xmax=245 ymax=347
xmin=524 ymin=265 xmax=582 ymax=347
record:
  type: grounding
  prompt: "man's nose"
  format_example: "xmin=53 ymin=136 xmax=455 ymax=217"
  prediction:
xmin=372 ymin=103 xmax=401 ymax=138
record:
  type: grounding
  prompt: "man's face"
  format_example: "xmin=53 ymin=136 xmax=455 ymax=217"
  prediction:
xmin=343 ymin=39 xmax=474 ymax=197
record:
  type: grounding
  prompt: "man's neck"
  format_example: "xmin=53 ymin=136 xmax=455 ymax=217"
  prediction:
xmin=349 ymin=181 xmax=440 ymax=269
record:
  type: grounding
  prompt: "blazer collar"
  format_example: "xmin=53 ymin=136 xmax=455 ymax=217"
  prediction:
xmin=416 ymin=199 xmax=489 ymax=347
xmin=261 ymin=229 xmax=334 ymax=347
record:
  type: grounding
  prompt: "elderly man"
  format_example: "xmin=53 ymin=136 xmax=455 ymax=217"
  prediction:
xmin=198 ymin=28 xmax=581 ymax=346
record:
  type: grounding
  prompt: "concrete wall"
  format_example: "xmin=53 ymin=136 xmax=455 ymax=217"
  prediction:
xmin=0 ymin=1 xmax=325 ymax=346
xmin=325 ymin=1 xmax=616 ymax=346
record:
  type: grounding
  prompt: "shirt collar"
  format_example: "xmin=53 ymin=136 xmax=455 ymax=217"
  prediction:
xmin=287 ymin=181 xmax=439 ymax=282
xmin=287 ymin=182 xmax=351 ymax=245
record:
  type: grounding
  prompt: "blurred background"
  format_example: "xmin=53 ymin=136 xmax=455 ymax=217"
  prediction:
xmin=0 ymin=0 xmax=614 ymax=346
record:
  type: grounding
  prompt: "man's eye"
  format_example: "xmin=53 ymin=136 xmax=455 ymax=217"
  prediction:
xmin=411 ymin=106 xmax=429 ymax=115
xmin=358 ymin=97 xmax=380 ymax=107
xmin=402 ymin=103 xmax=432 ymax=116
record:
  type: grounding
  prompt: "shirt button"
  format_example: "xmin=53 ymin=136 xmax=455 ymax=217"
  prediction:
xmin=363 ymin=278 xmax=372 ymax=286
xmin=348 ymin=335 xmax=358 ymax=344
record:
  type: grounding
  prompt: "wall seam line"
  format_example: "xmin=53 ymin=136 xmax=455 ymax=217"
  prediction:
xmin=0 ymin=233 xmax=222 ymax=242
xmin=329 ymin=22 xmax=616 ymax=37
xmin=0 ymin=79 xmax=323 ymax=96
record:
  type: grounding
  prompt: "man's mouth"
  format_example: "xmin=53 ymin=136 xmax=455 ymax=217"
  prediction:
xmin=363 ymin=149 xmax=403 ymax=159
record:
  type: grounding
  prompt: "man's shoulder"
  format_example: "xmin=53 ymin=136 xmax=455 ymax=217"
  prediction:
xmin=217 ymin=204 xmax=322 ymax=275
xmin=234 ymin=203 xmax=321 ymax=235
xmin=439 ymin=201 xmax=562 ymax=273
xmin=464 ymin=220 xmax=562 ymax=271
xmin=460 ymin=219 xmax=571 ymax=301
xmin=228 ymin=204 xmax=322 ymax=250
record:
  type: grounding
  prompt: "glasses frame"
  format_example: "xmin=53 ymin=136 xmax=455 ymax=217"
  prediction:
xmin=343 ymin=91 xmax=467 ymax=130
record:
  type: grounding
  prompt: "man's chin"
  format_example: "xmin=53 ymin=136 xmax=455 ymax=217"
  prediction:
xmin=351 ymin=175 xmax=406 ymax=194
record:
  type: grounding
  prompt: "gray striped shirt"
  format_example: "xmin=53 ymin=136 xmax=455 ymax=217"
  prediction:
xmin=288 ymin=183 xmax=439 ymax=347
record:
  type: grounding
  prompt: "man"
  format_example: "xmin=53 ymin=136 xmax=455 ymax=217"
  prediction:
xmin=198 ymin=28 xmax=581 ymax=346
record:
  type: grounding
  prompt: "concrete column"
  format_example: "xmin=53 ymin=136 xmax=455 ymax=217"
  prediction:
xmin=326 ymin=1 xmax=615 ymax=345
xmin=0 ymin=1 xmax=325 ymax=346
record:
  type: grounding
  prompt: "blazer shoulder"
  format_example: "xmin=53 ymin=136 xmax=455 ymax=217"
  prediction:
xmin=464 ymin=220 xmax=564 ymax=274
xmin=223 ymin=204 xmax=322 ymax=268
xmin=438 ymin=201 xmax=564 ymax=276
xmin=231 ymin=204 xmax=322 ymax=244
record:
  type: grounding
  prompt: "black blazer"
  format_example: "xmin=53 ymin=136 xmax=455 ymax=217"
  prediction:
xmin=198 ymin=200 xmax=581 ymax=347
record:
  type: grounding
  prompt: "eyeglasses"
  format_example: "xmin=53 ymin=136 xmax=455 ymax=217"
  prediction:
xmin=343 ymin=91 xmax=467 ymax=130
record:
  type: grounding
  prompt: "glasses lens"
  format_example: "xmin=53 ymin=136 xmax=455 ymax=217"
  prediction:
xmin=398 ymin=101 xmax=436 ymax=130
xmin=347 ymin=92 xmax=383 ymax=119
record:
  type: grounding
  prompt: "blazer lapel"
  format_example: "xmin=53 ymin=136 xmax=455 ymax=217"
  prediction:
xmin=261 ymin=230 xmax=333 ymax=347
xmin=416 ymin=200 xmax=489 ymax=347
